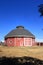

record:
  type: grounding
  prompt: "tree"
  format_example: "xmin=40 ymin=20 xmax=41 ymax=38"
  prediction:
xmin=38 ymin=4 xmax=43 ymax=16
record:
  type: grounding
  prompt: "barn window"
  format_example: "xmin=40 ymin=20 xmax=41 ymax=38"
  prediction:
xmin=9 ymin=40 xmax=13 ymax=44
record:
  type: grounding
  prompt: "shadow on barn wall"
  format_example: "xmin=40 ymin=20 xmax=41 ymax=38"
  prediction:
xmin=0 ymin=56 xmax=43 ymax=65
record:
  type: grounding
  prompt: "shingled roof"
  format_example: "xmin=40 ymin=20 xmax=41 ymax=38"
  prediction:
xmin=5 ymin=26 xmax=35 ymax=39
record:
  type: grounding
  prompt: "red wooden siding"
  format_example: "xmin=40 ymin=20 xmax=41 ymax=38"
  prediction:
xmin=15 ymin=38 xmax=24 ymax=46
xmin=24 ymin=38 xmax=32 ymax=46
xmin=5 ymin=38 xmax=15 ymax=46
xmin=32 ymin=39 xmax=35 ymax=46
xmin=5 ymin=38 xmax=35 ymax=46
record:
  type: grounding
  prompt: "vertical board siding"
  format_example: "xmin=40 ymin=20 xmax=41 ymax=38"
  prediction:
xmin=32 ymin=39 xmax=35 ymax=46
xmin=5 ymin=38 xmax=35 ymax=46
xmin=24 ymin=38 xmax=32 ymax=46
xmin=5 ymin=38 xmax=14 ymax=46
xmin=15 ymin=38 xmax=24 ymax=46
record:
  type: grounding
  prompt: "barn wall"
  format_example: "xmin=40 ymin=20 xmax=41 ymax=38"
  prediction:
xmin=5 ymin=38 xmax=15 ymax=46
xmin=5 ymin=37 xmax=24 ymax=46
xmin=14 ymin=38 xmax=35 ymax=46
xmin=5 ymin=37 xmax=35 ymax=46
xmin=24 ymin=38 xmax=33 ymax=46
xmin=15 ymin=38 xmax=24 ymax=46
xmin=32 ymin=38 xmax=35 ymax=46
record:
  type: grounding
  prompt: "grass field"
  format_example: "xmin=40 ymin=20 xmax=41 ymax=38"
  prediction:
xmin=0 ymin=46 xmax=43 ymax=60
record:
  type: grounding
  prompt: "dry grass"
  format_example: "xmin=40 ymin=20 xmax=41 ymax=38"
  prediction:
xmin=0 ymin=46 xmax=43 ymax=60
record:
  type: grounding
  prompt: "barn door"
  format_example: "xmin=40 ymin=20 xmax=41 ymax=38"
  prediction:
xmin=20 ymin=41 xmax=23 ymax=46
xmin=24 ymin=38 xmax=32 ymax=46
xmin=16 ymin=38 xmax=24 ymax=46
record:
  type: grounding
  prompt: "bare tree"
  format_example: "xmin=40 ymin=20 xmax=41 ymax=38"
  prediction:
xmin=38 ymin=4 xmax=43 ymax=16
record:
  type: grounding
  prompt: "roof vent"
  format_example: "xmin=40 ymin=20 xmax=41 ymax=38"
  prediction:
xmin=16 ymin=26 xmax=24 ymax=29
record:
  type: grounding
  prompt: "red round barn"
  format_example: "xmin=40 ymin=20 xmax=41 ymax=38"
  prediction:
xmin=5 ymin=26 xmax=35 ymax=46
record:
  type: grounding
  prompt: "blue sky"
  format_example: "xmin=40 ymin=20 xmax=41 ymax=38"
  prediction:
xmin=0 ymin=0 xmax=43 ymax=42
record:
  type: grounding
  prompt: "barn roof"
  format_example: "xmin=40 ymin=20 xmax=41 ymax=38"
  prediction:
xmin=5 ymin=26 xmax=35 ymax=39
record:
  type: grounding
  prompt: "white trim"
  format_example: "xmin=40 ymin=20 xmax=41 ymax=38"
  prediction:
xmin=31 ymin=38 xmax=32 ymax=46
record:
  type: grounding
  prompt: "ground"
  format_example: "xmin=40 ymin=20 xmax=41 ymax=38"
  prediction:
xmin=0 ymin=46 xmax=43 ymax=60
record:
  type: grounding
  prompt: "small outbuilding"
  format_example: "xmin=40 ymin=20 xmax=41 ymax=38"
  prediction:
xmin=5 ymin=26 xmax=35 ymax=46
